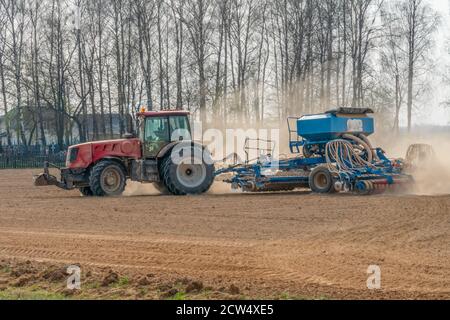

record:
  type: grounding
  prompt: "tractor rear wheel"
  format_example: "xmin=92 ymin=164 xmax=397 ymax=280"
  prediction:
xmin=89 ymin=160 xmax=127 ymax=197
xmin=161 ymin=147 xmax=214 ymax=195
xmin=309 ymin=166 xmax=336 ymax=194
xmin=79 ymin=186 xmax=94 ymax=197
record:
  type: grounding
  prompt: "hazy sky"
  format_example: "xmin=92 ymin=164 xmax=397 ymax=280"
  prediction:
xmin=419 ymin=0 xmax=450 ymax=126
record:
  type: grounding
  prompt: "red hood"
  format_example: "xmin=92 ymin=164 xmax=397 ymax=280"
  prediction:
xmin=72 ymin=138 xmax=137 ymax=148
xmin=67 ymin=138 xmax=142 ymax=169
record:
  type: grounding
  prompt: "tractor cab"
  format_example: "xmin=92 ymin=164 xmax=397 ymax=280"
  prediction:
xmin=136 ymin=111 xmax=192 ymax=158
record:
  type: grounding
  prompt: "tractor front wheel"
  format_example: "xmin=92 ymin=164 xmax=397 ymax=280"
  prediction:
xmin=89 ymin=160 xmax=127 ymax=197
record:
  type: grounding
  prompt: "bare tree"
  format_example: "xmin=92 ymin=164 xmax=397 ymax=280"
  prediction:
xmin=28 ymin=0 xmax=47 ymax=146
xmin=0 ymin=3 xmax=12 ymax=145
xmin=346 ymin=0 xmax=381 ymax=108
xmin=380 ymin=3 xmax=408 ymax=132
xmin=135 ymin=0 xmax=156 ymax=110
xmin=0 ymin=0 xmax=442 ymax=148
xmin=398 ymin=0 xmax=439 ymax=131
xmin=1 ymin=0 xmax=28 ymax=145
xmin=177 ymin=0 xmax=216 ymax=125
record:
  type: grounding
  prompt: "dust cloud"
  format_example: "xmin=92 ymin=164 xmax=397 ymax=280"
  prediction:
xmin=208 ymin=180 xmax=236 ymax=195
xmin=374 ymin=130 xmax=450 ymax=196
xmin=124 ymin=182 xmax=160 ymax=197
xmin=124 ymin=180 xmax=235 ymax=196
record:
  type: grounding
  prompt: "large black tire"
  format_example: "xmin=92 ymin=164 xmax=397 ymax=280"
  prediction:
xmin=79 ymin=186 xmax=94 ymax=197
xmin=89 ymin=160 xmax=127 ymax=197
xmin=160 ymin=147 xmax=215 ymax=195
xmin=309 ymin=166 xmax=336 ymax=194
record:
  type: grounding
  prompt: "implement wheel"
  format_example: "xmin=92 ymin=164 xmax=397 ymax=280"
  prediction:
xmin=309 ymin=166 xmax=335 ymax=194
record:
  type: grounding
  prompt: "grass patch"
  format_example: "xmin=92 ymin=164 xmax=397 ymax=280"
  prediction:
xmin=138 ymin=288 xmax=148 ymax=296
xmin=0 ymin=288 xmax=68 ymax=300
xmin=169 ymin=291 xmax=187 ymax=300
xmin=83 ymin=281 xmax=101 ymax=290
xmin=0 ymin=266 xmax=11 ymax=274
xmin=117 ymin=276 xmax=130 ymax=287
xmin=279 ymin=292 xmax=329 ymax=300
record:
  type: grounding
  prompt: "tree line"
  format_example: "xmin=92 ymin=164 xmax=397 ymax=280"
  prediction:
xmin=0 ymin=0 xmax=440 ymax=149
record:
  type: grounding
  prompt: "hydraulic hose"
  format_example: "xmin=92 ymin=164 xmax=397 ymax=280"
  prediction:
xmin=357 ymin=134 xmax=380 ymax=161
xmin=342 ymin=134 xmax=373 ymax=163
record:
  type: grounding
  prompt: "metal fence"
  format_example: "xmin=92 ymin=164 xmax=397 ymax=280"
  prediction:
xmin=0 ymin=150 xmax=66 ymax=169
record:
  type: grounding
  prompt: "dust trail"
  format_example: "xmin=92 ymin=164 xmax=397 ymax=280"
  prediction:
xmin=208 ymin=180 xmax=235 ymax=195
xmin=374 ymin=131 xmax=450 ymax=196
xmin=124 ymin=180 xmax=235 ymax=196
xmin=407 ymin=137 xmax=450 ymax=196
xmin=123 ymin=182 xmax=160 ymax=196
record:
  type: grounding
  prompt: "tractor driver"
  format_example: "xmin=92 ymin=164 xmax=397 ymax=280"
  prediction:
xmin=144 ymin=117 xmax=170 ymax=156
xmin=145 ymin=118 xmax=169 ymax=142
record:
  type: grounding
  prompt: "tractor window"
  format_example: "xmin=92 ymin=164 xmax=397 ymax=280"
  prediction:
xmin=169 ymin=116 xmax=191 ymax=141
xmin=145 ymin=117 xmax=170 ymax=143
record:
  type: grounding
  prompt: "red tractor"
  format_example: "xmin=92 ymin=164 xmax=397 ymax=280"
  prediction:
xmin=34 ymin=111 xmax=215 ymax=196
